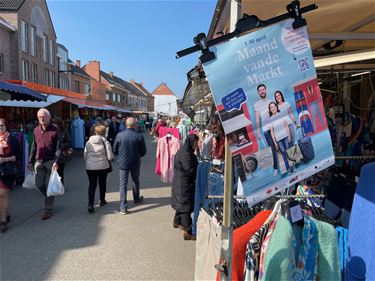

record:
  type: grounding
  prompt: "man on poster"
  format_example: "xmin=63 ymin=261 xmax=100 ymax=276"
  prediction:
xmin=254 ymin=84 xmax=278 ymax=176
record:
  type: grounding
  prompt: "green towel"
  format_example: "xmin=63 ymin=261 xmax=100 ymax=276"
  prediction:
xmin=310 ymin=218 xmax=341 ymax=281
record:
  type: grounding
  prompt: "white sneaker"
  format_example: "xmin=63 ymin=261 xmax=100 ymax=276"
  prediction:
xmin=273 ymin=169 xmax=278 ymax=177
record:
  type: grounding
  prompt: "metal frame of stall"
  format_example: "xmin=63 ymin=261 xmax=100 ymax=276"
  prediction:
xmin=176 ymin=1 xmax=318 ymax=279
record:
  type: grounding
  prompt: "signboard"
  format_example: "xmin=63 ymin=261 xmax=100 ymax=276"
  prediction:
xmin=203 ymin=19 xmax=334 ymax=205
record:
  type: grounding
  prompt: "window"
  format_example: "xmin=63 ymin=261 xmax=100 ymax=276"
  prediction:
xmin=49 ymin=40 xmax=54 ymax=65
xmin=59 ymin=77 xmax=69 ymax=90
xmin=44 ymin=68 xmax=49 ymax=85
xmin=22 ymin=60 xmax=30 ymax=81
xmin=106 ymin=92 xmax=110 ymax=100
xmin=30 ymin=26 xmax=36 ymax=56
xmin=43 ymin=35 xmax=48 ymax=62
xmin=84 ymin=83 xmax=90 ymax=96
xmin=31 ymin=64 xmax=37 ymax=82
xmin=112 ymin=93 xmax=116 ymax=102
xmin=74 ymin=80 xmax=80 ymax=93
xmin=21 ymin=20 xmax=28 ymax=52
xmin=0 ymin=54 xmax=4 ymax=73
xmin=50 ymin=71 xmax=56 ymax=87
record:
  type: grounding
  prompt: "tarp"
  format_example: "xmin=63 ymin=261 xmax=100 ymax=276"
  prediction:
xmin=0 ymin=94 xmax=64 ymax=108
xmin=0 ymin=81 xmax=47 ymax=102
xmin=64 ymin=97 xmax=115 ymax=111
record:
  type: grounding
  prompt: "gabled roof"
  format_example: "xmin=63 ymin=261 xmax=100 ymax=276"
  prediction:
xmin=0 ymin=15 xmax=15 ymax=31
xmin=69 ymin=59 xmax=91 ymax=79
xmin=133 ymin=81 xmax=154 ymax=99
xmin=0 ymin=0 xmax=25 ymax=10
xmin=100 ymin=71 xmax=145 ymax=97
xmin=152 ymin=83 xmax=176 ymax=96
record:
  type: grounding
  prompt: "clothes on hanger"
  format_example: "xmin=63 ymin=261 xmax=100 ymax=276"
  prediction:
xmin=156 ymin=135 xmax=180 ymax=183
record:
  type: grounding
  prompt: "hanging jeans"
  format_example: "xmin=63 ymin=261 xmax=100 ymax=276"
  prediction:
xmin=277 ymin=137 xmax=290 ymax=171
xmin=288 ymin=123 xmax=296 ymax=148
xmin=193 ymin=161 xmax=211 ymax=235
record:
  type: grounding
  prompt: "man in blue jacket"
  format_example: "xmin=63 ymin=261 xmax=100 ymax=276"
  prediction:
xmin=113 ymin=117 xmax=147 ymax=214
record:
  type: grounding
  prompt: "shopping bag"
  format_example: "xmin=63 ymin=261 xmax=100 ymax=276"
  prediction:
xmin=22 ymin=171 xmax=37 ymax=190
xmin=255 ymin=137 xmax=273 ymax=169
xmin=277 ymin=151 xmax=288 ymax=175
xmin=47 ymin=170 xmax=65 ymax=197
xmin=286 ymin=144 xmax=303 ymax=165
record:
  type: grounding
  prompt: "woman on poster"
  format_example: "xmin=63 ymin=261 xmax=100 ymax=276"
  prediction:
xmin=274 ymin=90 xmax=299 ymax=148
xmin=268 ymin=102 xmax=291 ymax=175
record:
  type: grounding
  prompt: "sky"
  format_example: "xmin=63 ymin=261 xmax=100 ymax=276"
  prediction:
xmin=47 ymin=0 xmax=217 ymax=98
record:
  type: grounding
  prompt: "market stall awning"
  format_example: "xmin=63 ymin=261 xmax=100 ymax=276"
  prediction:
xmin=0 ymin=81 xmax=47 ymax=102
xmin=0 ymin=94 xmax=64 ymax=108
xmin=64 ymin=97 xmax=117 ymax=111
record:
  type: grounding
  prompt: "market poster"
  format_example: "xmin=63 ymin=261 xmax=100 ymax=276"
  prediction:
xmin=203 ymin=19 xmax=334 ymax=205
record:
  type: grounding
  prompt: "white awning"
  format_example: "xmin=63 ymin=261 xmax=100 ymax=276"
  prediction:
xmin=0 ymin=94 xmax=65 ymax=108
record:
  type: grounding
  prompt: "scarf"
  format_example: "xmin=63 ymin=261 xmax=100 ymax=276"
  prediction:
xmin=0 ymin=131 xmax=10 ymax=155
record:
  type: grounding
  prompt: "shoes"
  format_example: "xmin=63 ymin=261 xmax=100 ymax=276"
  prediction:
xmin=183 ymin=232 xmax=196 ymax=241
xmin=173 ymin=222 xmax=184 ymax=230
xmin=119 ymin=208 xmax=128 ymax=215
xmin=134 ymin=196 xmax=144 ymax=205
xmin=88 ymin=205 xmax=94 ymax=213
xmin=41 ymin=210 xmax=53 ymax=220
xmin=0 ymin=222 xmax=8 ymax=233
xmin=99 ymin=200 xmax=107 ymax=206
xmin=273 ymin=169 xmax=278 ymax=177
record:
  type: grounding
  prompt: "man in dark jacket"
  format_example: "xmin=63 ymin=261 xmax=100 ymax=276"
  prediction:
xmin=113 ymin=117 xmax=146 ymax=214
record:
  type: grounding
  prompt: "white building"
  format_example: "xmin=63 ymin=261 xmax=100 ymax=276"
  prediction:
xmin=152 ymin=82 xmax=177 ymax=115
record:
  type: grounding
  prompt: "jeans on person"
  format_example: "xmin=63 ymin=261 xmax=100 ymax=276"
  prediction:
xmin=288 ymin=124 xmax=296 ymax=148
xmin=264 ymin=130 xmax=278 ymax=170
xmin=310 ymin=101 xmax=325 ymax=132
xmin=119 ymin=166 xmax=141 ymax=209
xmin=34 ymin=160 xmax=55 ymax=211
xmin=277 ymin=137 xmax=290 ymax=171
xmin=86 ymin=169 xmax=108 ymax=206
xmin=174 ymin=210 xmax=193 ymax=234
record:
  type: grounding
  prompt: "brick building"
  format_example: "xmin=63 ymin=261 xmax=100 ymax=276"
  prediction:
xmin=0 ymin=0 xmax=58 ymax=87
xmin=131 ymin=79 xmax=155 ymax=112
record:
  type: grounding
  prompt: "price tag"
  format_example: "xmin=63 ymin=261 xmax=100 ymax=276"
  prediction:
xmin=290 ymin=204 xmax=303 ymax=224
xmin=213 ymin=159 xmax=221 ymax=165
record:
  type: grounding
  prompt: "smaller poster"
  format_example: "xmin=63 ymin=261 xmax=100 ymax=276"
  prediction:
xmin=203 ymin=19 xmax=335 ymax=205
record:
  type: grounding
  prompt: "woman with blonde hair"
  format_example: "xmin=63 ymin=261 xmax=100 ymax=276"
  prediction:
xmin=84 ymin=124 xmax=114 ymax=213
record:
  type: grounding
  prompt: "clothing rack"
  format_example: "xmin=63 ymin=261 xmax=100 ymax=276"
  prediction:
xmin=335 ymin=155 xmax=375 ymax=160
xmin=275 ymin=194 xmax=326 ymax=199
xmin=206 ymin=195 xmax=246 ymax=200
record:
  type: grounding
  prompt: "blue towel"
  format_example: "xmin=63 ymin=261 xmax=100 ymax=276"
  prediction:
xmin=347 ymin=162 xmax=375 ymax=281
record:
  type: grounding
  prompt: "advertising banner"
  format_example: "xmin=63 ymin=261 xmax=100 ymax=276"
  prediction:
xmin=203 ymin=19 xmax=334 ymax=205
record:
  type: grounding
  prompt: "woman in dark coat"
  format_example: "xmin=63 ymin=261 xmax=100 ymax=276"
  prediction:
xmin=172 ymin=134 xmax=199 ymax=240
xmin=0 ymin=118 xmax=20 ymax=233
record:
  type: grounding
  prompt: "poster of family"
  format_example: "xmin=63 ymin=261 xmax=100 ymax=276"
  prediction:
xmin=203 ymin=19 xmax=334 ymax=205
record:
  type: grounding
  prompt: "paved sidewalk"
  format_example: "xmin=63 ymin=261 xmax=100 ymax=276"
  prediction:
xmin=0 ymin=134 xmax=196 ymax=280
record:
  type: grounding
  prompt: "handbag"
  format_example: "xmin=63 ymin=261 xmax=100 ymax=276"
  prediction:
xmin=101 ymin=139 xmax=113 ymax=173
xmin=0 ymin=161 xmax=18 ymax=176
xmin=286 ymin=144 xmax=303 ymax=165
xmin=255 ymin=136 xmax=273 ymax=169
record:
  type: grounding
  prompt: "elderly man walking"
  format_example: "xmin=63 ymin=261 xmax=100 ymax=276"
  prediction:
xmin=28 ymin=108 xmax=62 ymax=220
xmin=113 ymin=117 xmax=146 ymax=214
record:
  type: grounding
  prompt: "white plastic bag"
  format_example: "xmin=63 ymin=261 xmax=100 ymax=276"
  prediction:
xmin=47 ymin=170 xmax=65 ymax=197
xmin=22 ymin=171 xmax=37 ymax=190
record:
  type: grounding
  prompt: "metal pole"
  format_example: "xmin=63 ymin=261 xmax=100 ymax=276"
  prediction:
xmin=219 ymin=138 xmax=233 ymax=281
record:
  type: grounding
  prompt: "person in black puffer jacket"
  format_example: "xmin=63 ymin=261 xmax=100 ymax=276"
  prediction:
xmin=171 ymin=134 xmax=199 ymax=241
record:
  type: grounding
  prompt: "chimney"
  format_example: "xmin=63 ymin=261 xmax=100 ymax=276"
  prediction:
xmin=84 ymin=60 xmax=101 ymax=81
xmin=109 ymin=71 xmax=113 ymax=77
xmin=130 ymin=79 xmax=135 ymax=84
xmin=76 ymin=60 xmax=81 ymax=67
